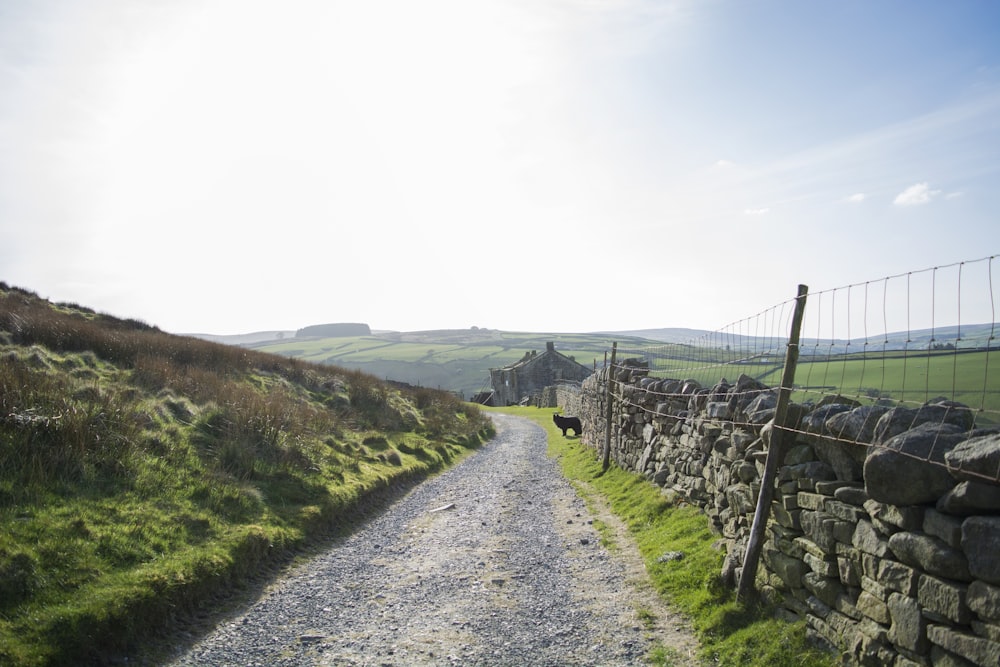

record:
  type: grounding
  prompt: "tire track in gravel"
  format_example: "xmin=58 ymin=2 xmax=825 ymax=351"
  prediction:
xmin=163 ymin=413 xmax=700 ymax=666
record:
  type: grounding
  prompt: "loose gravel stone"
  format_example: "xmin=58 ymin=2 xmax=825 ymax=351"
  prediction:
xmin=163 ymin=414 xmax=700 ymax=666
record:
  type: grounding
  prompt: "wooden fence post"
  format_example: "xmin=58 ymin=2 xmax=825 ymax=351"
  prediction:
xmin=737 ymin=284 xmax=809 ymax=603
xmin=602 ymin=342 xmax=617 ymax=472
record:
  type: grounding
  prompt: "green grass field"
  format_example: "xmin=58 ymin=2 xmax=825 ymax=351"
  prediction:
xmin=252 ymin=330 xmax=621 ymax=396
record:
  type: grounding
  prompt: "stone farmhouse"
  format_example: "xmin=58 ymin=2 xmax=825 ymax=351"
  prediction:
xmin=484 ymin=342 xmax=593 ymax=406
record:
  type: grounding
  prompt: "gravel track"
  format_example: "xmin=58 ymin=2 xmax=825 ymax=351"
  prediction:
xmin=163 ymin=413 xmax=700 ymax=666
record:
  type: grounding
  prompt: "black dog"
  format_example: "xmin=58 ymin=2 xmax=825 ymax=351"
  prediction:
xmin=553 ymin=413 xmax=582 ymax=436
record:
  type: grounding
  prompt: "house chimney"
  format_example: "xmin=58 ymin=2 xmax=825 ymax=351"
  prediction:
xmin=546 ymin=341 xmax=555 ymax=352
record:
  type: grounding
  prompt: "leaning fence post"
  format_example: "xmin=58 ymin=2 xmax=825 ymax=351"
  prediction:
xmin=737 ymin=284 xmax=809 ymax=603
xmin=602 ymin=342 xmax=617 ymax=472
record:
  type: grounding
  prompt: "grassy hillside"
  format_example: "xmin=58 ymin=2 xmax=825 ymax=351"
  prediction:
xmin=0 ymin=284 xmax=493 ymax=666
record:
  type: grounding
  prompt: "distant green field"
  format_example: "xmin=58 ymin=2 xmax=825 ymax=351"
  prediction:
xmin=791 ymin=349 xmax=999 ymax=419
xmin=254 ymin=331 xmax=999 ymax=423
xmin=251 ymin=330 xmax=624 ymax=397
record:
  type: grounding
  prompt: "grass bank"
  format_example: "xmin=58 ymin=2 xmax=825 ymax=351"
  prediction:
xmin=491 ymin=406 xmax=836 ymax=667
xmin=0 ymin=284 xmax=494 ymax=666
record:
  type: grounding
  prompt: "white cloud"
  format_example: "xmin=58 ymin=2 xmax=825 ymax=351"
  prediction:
xmin=847 ymin=193 xmax=866 ymax=203
xmin=893 ymin=182 xmax=941 ymax=206
xmin=744 ymin=207 xmax=769 ymax=216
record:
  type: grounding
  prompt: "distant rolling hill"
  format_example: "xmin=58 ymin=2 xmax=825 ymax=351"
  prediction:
xmin=185 ymin=330 xmax=297 ymax=345
xmin=188 ymin=323 xmax=996 ymax=399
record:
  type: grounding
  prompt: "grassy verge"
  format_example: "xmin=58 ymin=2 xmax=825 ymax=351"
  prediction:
xmin=491 ymin=406 xmax=836 ymax=667
xmin=0 ymin=285 xmax=494 ymax=666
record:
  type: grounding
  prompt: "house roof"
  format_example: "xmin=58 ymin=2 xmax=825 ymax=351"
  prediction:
xmin=495 ymin=344 xmax=590 ymax=373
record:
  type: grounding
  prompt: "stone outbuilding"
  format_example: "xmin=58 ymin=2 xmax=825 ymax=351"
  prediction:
xmin=486 ymin=342 xmax=592 ymax=406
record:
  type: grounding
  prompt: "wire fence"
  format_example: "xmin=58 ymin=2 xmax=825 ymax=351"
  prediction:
xmin=604 ymin=254 xmax=1000 ymax=482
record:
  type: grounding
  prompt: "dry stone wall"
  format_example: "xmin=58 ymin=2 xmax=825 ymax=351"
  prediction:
xmin=568 ymin=364 xmax=1000 ymax=667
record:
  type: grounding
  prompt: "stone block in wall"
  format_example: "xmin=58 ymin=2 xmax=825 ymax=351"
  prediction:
xmin=962 ymin=516 xmax=1000 ymax=585
xmin=833 ymin=519 xmax=856 ymax=546
xmin=803 ymin=549 xmax=839 ymax=577
xmin=798 ymin=491 xmax=828 ymax=511
xmin=794 ymin=531 xmax=829 ymax=557
xmin=761 ymin=573 xmax=787 ymax=595
xmin=732 ymin=460 xmax=757 ymax=484
xmin=637 ymin=442 xmax=653 ymax=473
xmin=919 ymin=574 xmax=972 ymax=625
xmin=711 ymin=462 xmax=732 ymax=490
xmin=707 ymin=401 xmax=732 ymax=420
xmin=929 ymin=646 xmax=976 ymax=667
xmin=725 ymin=483 xmax=755 ymax=516
xmin=836 ymin=540 xmax=857 ymax=559
xmin=835 ymin=595 xmax=866 ymax=624
xmin=924 ymin=509 xmax=964 ymax=549
xmin=874 ymin=403 xmax=976 ymax=444
xmin=927 ymin=624 xmax=1000 ymax=666
xmin=771 ymin=533 xmax=804 ymax=560
xmin=778 ymin=479 xmax=798 ymax=495
xmin=938 ymin=480 xmax=1000 ymax=515
xmin=827 ymin=605 xmax=861 ymax=641
xmin=865 ymin=500 xmax=925 ymax=532
xmin=879 ymin=559 xmax=920 ymax=596
xmin=871 ymin=516 xmax=902 ymax=538
xmin=857 ymin=589 xmax=891 ymax=624
xmin=814 ymin=436 xmax=869 ymax=483
xmin=830 ymin=403 xmax=890 ymax=442
xmin=814 ymin=479 xmax=858 ymax=495
xmin=805 ymin=592 xmax=833 ymax=619
xmin=801 ymin=511 xmax=838 ymax=552
xmin=854 ymin=519 xmax=892 ymax=557
xmin=731 ymin=428 xmax=756 ymax=453
xmin=888 ymin=531 xmax=973 ymax=582
xmin=835 ymin=484 xmax=870 ymax=507
xmin=861 ymin=575 xmax=888 ymax=602
xmin=782 ymin=591 xmax=812 ymax=620
xmin=783 ymin=443 xmax=816 ymax=465
xmin=745 ymin=392 xmax=778 ymax=425
xmin=838 ymin=554 xmax=862 ymax=587
xmin=798 ymin=477 xmax=820 ymax=492
xmin=846 ymin=630 xmax=897 ymax=667
xmin=888 ymin=591 xmax=930 ymax=654
xmin=764 ymin=546 xmax=807 ymax=589
xmin=891 ymin=654 xmax=927 ymax=667
xmin=779 ymin=460 xmax=836 ymax=486
xmin=968 ymin=580 xmax=1000 ymax=623
xmin=706 ymin=505 xmax=721 ymax=525
xmin=699 ymin=421 xmax=722 ymax=441
xmin=972 ymin=619 xmax=1000 ymax=643
xmin=804 ymin=571 xmax=843 ymax=607
xmin=806 ymin=616 xmax=839 ymax=656
xmin=944 ymin=430 xmax=1000 ymax=482
xmin=779 ymin=492 xmax=799 ymax=511
xmin=864 ymin=423 xmax=966 ymax=506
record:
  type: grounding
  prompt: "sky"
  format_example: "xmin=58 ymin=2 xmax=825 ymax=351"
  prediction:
xmin=1 ymin=0 xmax=999 ymax=336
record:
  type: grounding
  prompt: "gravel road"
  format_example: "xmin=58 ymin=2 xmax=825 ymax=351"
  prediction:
xmin=163 ymin=413 xmax=700 ymax=666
